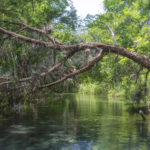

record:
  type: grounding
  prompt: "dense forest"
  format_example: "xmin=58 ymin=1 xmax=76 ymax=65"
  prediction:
xmin=0 ymin=0 xmax=150 ymax=105
xmin=0 ymin=1 xmax=150 ymax=149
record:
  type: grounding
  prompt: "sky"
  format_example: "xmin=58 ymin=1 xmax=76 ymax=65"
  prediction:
xmin=72 ymin=0 xmax=104 ymax=18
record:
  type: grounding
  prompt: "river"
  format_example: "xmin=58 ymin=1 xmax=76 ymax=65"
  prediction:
xmin=0 ymin=94 xmax=150 ymax=150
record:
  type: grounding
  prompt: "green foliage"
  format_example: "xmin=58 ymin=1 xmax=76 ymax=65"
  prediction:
xmin=78 ymin=0 xmax=150 ymax=100
xmin=78 ymin=83 xmax=107 ymax=95
xmin=0 ymin=0 xmax=70 ymax=25
xmin=0 ymin=0 xmax=150 ymax=103
xmin=0 ymin=0 xmax=78 ymax=77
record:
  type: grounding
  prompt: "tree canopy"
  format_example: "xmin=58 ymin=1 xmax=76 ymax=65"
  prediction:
xmin=0 ymin=0 xmax=150 ymax=103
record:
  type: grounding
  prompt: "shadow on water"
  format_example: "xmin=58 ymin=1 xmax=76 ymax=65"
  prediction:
xmin=0 ymin=93 xmax=150 ymax=150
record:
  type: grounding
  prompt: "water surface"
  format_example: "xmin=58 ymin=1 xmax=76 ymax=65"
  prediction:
xmin=0 ymin=94 xmax=150 ymax=150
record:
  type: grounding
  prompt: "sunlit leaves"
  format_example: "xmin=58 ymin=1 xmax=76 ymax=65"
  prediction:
xmin=79 ymin=0 xmax=150 ymax=97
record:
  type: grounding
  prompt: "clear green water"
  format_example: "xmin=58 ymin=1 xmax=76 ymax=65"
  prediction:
xmin=0 ymin=94 xmax=150 ymax=150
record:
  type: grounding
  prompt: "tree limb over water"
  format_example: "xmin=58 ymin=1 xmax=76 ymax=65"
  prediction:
xmin=0 ymin=23 xmax=150 ymax=95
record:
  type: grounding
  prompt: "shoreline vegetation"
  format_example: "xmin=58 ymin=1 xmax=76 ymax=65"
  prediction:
xmin=0 ymin=0 xmax=149 ymax=114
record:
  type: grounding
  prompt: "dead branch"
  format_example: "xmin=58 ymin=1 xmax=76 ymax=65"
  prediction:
xmin=1 ymin=26 xmax=150 ymax=71
xmin=0 ymin=21 xmax=53 ymax=34
xmin=0 ymin=24 xmax=150 ymax=93
xmin=97 ymin=21 xmax=117 ymax=45
xmin=0 ymin=48 xmax=78 ymax=86
xmin=0 ymin=21 xmax=61 ymax=44
xmin=0 ymin=26 xmax=58 ymax=48
xmin=39 ymin=50 xmax=105 ymax=88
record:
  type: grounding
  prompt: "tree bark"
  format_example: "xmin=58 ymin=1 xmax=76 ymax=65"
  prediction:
xmin=0 ymin=25 xmax=150 ymax=91
xmin=39 ymin=50 xmax=105 ymax=88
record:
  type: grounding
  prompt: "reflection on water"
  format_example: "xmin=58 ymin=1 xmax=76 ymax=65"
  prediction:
xmin=0 ymin=94 xmax=150 ymax=150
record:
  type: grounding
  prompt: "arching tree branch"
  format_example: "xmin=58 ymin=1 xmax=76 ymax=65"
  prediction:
xmin=0 ymin=24 xmax=150 ymax=93
xmin=0 ymin=26 xmax=58 ymax=49
xmin=1 ymin=25 xmax=150 ymax=69
xmin=0 ymin=21 xmax=61 ymax=44
xmin=39 ymin=50 xmax=105 ymax=89
xmin=0 ymin=49 xmax=77 ymax=86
